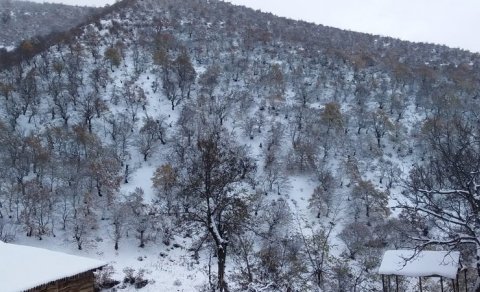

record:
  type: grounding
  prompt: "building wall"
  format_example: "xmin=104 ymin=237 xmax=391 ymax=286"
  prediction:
xmin=30 ymin=271 xmax=95 ymax=292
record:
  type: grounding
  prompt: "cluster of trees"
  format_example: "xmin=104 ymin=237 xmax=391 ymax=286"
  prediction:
xmin=400 ymin=114 xmax=480 ymax=290
xmin=0 ymin=0 xmax=480 ymax=290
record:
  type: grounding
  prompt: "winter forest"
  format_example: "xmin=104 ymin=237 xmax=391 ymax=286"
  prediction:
xmin=1 ymin=0 xmax=480 ymax=291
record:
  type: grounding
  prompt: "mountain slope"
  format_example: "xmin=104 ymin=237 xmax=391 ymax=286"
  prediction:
xmin=0 ymin=0 xmax=478 ymax=291
xmin=0 ymin=0 xmax=98 ymax=48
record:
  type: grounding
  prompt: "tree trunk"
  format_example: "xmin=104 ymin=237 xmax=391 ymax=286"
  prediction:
xmin=366 ymin=202 xmax=370 ymax=218
xmin=139 ymin=230 xmax=145 ymax=248
xmin=86 ymin=117 xmax=92 ymax=133
xmin=76 ymin=237 xmax=82 ymax=250
xmin=217 ymin=244 xmax=228 ymax=292
xmin=207 ymin=209 xmax=229 ymax=292
xmin=476 ymin=248 xmax=480 ymax=292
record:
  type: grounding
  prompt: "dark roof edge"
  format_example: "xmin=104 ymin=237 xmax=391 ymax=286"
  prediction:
xmin=23 ymin=264 xmax=106 ymax=292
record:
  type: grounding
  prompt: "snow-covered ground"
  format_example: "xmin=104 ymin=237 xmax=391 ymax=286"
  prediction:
xmin=1 ymin=1 xmax=470 ymax=291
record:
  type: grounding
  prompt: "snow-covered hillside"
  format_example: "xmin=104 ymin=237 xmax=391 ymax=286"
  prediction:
xmin=0 ymin=0 xmax=479 ymax=291
xmin=0 ymin=0 xmax=98 ymax=48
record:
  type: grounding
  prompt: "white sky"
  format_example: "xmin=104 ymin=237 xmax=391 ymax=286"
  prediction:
xmin=27 ymin=0 xmax=480 ymax=53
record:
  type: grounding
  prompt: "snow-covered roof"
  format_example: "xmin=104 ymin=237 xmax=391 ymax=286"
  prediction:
xmin=0 ymin=241 xmax=105 ymax=292
xmin=378 ymin=250 xmax=460 ymax=279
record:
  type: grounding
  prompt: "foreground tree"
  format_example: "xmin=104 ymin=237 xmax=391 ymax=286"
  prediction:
xmin=399 ymin=115 xmax=480 ymax=290
xmin=177 ymin=128 xmax=256 ymax=292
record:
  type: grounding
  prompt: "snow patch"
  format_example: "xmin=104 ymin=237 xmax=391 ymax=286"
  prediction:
xmin=0 ymin=241 xmax=105 ymax=292
xmin=378 ymin=250 xmax=460 ymax=279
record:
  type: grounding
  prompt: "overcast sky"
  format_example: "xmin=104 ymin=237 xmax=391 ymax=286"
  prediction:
xmin=28 ymin=0 xmax=480 ymax=53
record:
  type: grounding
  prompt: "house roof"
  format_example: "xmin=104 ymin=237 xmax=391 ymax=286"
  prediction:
xmin=0 ymin=241 xmax=105 ymax=292
xmin=378 ymin=249 xmax=460 ymax=279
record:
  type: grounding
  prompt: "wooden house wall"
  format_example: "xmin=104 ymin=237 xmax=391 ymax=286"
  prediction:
xmin=29 ymin=271 xmax=94 ymax=292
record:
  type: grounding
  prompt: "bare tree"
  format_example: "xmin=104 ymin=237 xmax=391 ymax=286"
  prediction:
xmin=106 ymin=112 xmax=133 ymax=164
xmin=309 ymin=170 xmax=336 ymax=218
xmin=177 ymin=128 xmax=256 ymax=292
xmin=174 ymin=48 xmax=196 ymax=99
xmin=152 ymin=163 xmax=178 ymax=215
xmin=136 ymin=116 xmax=167 ymax=161
xmin=111 ymin=199 xmax=127 ymax=250
xmin=399 ymin=115 xmax=480 ymax=290
xmin=125 ymin=188 xmax=158 ymax=248
xmin=351 ymin=180 xmax=389 ymax=223
xmin=370 ymin=109 xmax=393 ymax=148
xmin=71 ymin=205 xmax=96 ymax=250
